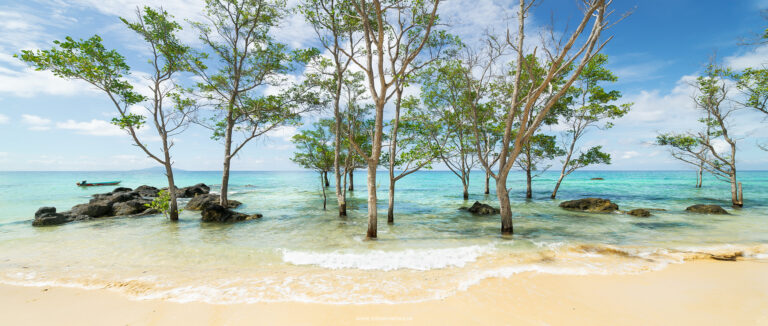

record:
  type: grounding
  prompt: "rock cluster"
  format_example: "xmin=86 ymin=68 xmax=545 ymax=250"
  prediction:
xmin=32 ymin=187 xmax=158 ymax=226
xmin=559 ymin=198 xmax=619 ymax=213
xmin=627 ymin=208 xmax=651 ymax=217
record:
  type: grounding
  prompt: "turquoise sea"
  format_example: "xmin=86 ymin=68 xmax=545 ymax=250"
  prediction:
xmin=0 ymin=170 xmax=766 ymax=304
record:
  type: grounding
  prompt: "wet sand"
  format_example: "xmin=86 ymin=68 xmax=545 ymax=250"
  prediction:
xmin=1 ymin=260 xmax=766 ymax=325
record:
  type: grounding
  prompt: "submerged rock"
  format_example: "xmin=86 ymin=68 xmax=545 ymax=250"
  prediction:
xmin=591 ymin=177 xmax=604 ymax=180
xmin=686 ymin=204 xmax=729 ymax=215
xmin=559 ymin=198 xmax=619 ymax=213
xmin=463 ymin=201 xmax=500 ymax=215
xmin=627 ymin=209 xmax=651 ymax=217
xmin=201 ymin=204 xmax=261 ymax=223
xmin=185 ymin=194 xmax=241 ymax=211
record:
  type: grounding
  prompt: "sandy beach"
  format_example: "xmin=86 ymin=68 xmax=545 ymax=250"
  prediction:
xmin=1 ymin=260 xmax=766 ymax=326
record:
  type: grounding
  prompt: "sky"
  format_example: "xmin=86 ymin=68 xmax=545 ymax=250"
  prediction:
xmin=0 ymin=0 xmax=766 ymax=171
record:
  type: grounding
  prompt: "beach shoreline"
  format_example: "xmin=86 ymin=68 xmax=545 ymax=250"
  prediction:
xmin=1 ymin=260 xmax=766 ymax=326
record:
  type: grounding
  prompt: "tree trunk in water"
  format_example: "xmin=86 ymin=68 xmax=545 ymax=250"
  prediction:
xmin=497 ymin=178 xmax=513 ymax=235
xmin=484 ymin=172 xmax=490 ymax=195
xmin=387 ymin=178 xmax=395 ymax=224
xmin=551 ymin=173 xmax=565 ymax=199
xmin=525 ymin=168 xmax=532 ymax=199
xmin=164 ymin=164 xmax=179 ymax=221
xmin=220 ymin=156 xmax=231 ymax=206
xmin=696 ymin=166 xmax=703 ymax=188
xmin=463 ymin=184 xmax=469 ymax=200
xmin=349 ymin=170 xmax=354 ymax=191
xmin=731 ymin=176 xmax=743 ymax=207
xmin=366 ymin=163 xmax=378 ymax=239
xmin=321 ymin=173 xmax=327 ymax=210
xmin=324 ymin=172 xmax=330 ymax=188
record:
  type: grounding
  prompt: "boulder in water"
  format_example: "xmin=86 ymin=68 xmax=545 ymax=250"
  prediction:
xmin=465 ymin=201 xmax=500 ymax=215
xmin=201 ymin=204 xmax=261 ymax=223
xmin=133 ymin=185 xmax=160 ymax=197
xmin=591 ymin=177 xmax=604 ymax=180
xmin=685 ymin=204 xmax=729 ymax=215
xmin=176 ymin=183 xmax=210 ymax=198
xmin=559 ymin=198 xmax=619 ymax=213
xmin=112 ymin=199 xmax=152 ymax=216
xmin=186 ymin=194 xmax=241 ymax=210
xmin=627 ymin=209 xmax=651 ymax=217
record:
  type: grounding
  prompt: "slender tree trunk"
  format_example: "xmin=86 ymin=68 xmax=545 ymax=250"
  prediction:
xmin=366 ymin=162 xmax=378 ymax=238
xmin=324 ymin=171 xmax=330 ymax=187
xmin=220 ymin=114 xmax=234 ymax=206
xmin=387 ymin=178 xmax=395 ymax=224
xmin=497 ymin=176 xmax=513 ymax=235
xmin=462 ymin=179 xmax=469 ymax=200
xmin=525 ymin=168 xmax=532 ymax=199
xmin=730 ymin=174 xmax=743 ymax=207
xmin=696 ymin=165 xmax=703 ymax=188
xmin=321 ymin=173 xmax=327 ymax=210
xmin=551 ymin=173 xmax=565 ymax=199
xmin=164 ymin=163 xmax=179 ymax=221
xmin=349 ymin=170 xmax=354 ymax=191
xmin=484 ymin=171 xmax=490 ymax=195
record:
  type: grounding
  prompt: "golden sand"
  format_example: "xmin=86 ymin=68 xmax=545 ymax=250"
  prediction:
xmin=1 ymin=260 xmax=767 ymax=325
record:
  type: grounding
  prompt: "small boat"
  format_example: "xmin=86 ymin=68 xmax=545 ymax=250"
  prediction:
xmin=77 ymin=180 xmax=121 ymax=187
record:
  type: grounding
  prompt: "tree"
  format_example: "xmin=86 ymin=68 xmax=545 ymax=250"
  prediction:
xmin=551 ymin=54 xmax=630 ymax=198
xmin=18 ymin=7 xmax=198 ymax=221
xmin=382 ymin=96 xmax=438 ymax=223
xmin=516 ymin=134 xmax=565 ymax=199
xmin=656 ymin=63 xmax=743 ymax=207
xmin=291 ymin=120 xmax=335 ymax=209
xmin=419 ymin=60 xmax=479 ymax=200
xmin=190 ymin=0 xmax=321 ymax=207
xmin=468 ymin=0 xmax=615 ymax=234
xmin=300 ymin=0 xmax=363 ymax=216
xmin=342 ymin=0 xmax=441 ymax=239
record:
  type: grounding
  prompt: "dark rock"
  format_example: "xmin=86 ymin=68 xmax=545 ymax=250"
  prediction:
xmin=186 ymin=194 xmax=241 ymax=211
xmin=35 ymin=207 xmax=57 ymax=218
xmin=627 ymin=209 xmax=651 ymax=217
xmin=710 ymin=252 xmax=743 ymax=261
xmin=559 ymin=198 xmax=619 ymax=213
xmin=32 ymin=212 xmax=71 ymax=226
xmin=134 ymin=185 xmax=160 ymax=197
xmin=71 ymin=202 xmax=112 ymax=217
xmin=686 ymin=204 xmax=729 ymax=215
xmin=177 ymin=183 xmax=210 ymax=198
xmin=591 ymin=177 xmax=604 ymax=180
xmin=466 ymin=201 xmax=500 ymax=215
xmin=112 ymin=199 xmax=152 ymax=216
xmin=112 ymin=187 xmax=133 ymax=193
xmin=201 ymin=204 xmax=261 ymax=223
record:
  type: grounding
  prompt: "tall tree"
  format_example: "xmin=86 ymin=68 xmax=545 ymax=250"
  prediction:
xmin=656 ymin=64 xmax=744 ymax=207
xmin=382 ymin=96 xmax=439 ymax=223
xmin=419 ymin=61 xmax=479 ymax=200
xmin=550 ymin=54 xmax=630 ymax=198
xmin=300 ymin=0 xmax=362 ymax=216
xmin=18 ymin=7 xmax=198 ymax=221
xmin=468 ymin=0 xmax=615 ymax=234
xmin=291 ymin=120 xmax=335 ymax=209
xmin=342 ymin=0 xmax=441 ymax=239
xmin=516 ymin=134 xmax=565 ymax=199
xmin=190 ymin=0 xmax=320 ymax=206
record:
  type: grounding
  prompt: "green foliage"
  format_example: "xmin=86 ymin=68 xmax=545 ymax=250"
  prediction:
xmin=290 ymin=120 xmax=334 ymax=173
xmin=568 ymin=146 xmax=611 ymax=170
xmin=17 ymin=35 xmax=146 ymax=117
xmin=656 ymin=134 xmax=700 ymax=151
xmin=145 ymin=190 xmax=181 ymax=219
xmin=516 ymin=134 xmax=565 ymax=173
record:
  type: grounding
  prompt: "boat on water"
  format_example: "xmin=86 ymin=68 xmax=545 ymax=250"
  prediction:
xmin=76 ymin=180 xmax=121 ymax=187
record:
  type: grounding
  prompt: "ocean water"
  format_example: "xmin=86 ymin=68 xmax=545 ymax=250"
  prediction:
xmin=0 ymin=170 xmax=766 ymax=304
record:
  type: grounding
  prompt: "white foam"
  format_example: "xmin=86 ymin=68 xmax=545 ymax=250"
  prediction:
xmin=281 ymin=245 xmax=495 ymax=271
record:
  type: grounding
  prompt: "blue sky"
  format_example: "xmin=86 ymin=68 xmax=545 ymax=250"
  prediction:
xmin=0 ymin=0 xmax=766 ymax=171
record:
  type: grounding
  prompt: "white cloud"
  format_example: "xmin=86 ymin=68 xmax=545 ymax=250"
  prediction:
xmin=724 ymin=44 xmax=768 ymax=70
xmin=0 ymin=113 xmax=8 ymax=124
xmin=621 ymin=151 xmax=640 ymax=159
xmin=56 ymin=119 xmax=125 ymax=136
xmin=267 ymin=125 xmax=299 ymax=142
xmin=21 ymin=114 xmax=52 ymax=130
xmin=618 ymin=75 xmax=698 ymax=124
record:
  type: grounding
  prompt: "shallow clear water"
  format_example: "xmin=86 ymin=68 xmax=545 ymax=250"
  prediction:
xmin=0 ymin=170 xmax=766 ymax=303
